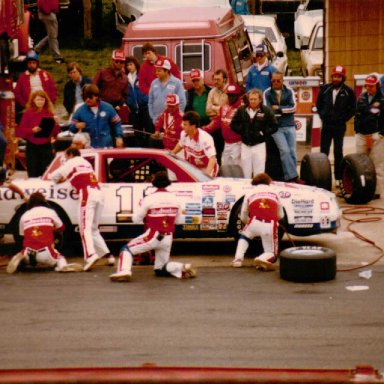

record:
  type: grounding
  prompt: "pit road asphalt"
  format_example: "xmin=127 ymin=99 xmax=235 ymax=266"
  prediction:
xmin=0 ymin=194 xmax=383 ymax=371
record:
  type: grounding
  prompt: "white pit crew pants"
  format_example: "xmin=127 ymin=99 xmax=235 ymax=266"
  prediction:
xmin=221 ymin=142 xmax=241 ymax=168
xmin=79 ymin=186 xmax=110 ymax=260
xmin=22 ymin=246 xmax=67 ymax=269
xmin=234 ymin=218 xmax=278 ymax=260
xmin=117 ymin=229 xmax=185 ymax=278
xmin=240 ymin=142 xmax=266 ymax=179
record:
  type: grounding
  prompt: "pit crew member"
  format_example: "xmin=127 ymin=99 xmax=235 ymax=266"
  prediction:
xmin=110 ymin=171 xmax=196 ymax=282
xmin=232 ymin=173 xmax=284 ymax=271
xmin=49 ymin=147 xmax=115 ymax=270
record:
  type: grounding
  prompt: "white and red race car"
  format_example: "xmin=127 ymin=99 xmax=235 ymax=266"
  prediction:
xmin=0 ymin=148 xmax=340 ymax=244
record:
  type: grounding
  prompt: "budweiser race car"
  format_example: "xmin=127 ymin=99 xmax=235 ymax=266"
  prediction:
xmin=0 ymin=148 xmax=340 ymax=244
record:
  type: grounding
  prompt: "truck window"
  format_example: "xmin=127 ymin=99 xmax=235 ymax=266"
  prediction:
xmin=313 ymin=25 xmax=323 ymax=50
xmin=175 ymin=43 xmax=211 ymax=72
xmin=132 ymin=45 xmax=167 ymax=64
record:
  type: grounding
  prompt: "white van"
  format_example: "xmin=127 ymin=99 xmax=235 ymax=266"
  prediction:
xmin=113 ymin=0 xmax=230 ymax=33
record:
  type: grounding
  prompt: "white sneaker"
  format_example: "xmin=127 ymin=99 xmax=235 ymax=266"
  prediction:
xmin=110 ymin=270 xmax=132 ymax=282
xmin=6 ymin=253 xmax=25 ymax=274
xmin=182 ymin=263 xmax=197 ymax=279
xmin=254 ymin=253 xmax=277 ymax=271
xmin=106 ymin=254 xmax=116 ymax=266
xmin=83 ymin=254 xmax=101 ymax=271
xmin=56 ymin=263 xmax=84 ymax=272
xmin=231 ymin=258 xmax=243 ymax=268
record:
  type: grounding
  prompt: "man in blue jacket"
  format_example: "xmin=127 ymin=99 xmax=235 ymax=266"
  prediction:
xmin=246 ymin=44 xmax=277 ymax=93
xmin=263 ymin=71 xmax=302 ymax=183
xmin=69 ymin=84 xmax=124 ymax=148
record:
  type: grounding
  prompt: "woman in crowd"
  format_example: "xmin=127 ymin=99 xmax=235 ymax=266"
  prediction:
xmin=17 ymin=90 xmax=60 ymax=177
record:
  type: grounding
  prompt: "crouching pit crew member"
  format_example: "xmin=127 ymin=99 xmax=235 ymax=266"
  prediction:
xmin=49 ymin=147 xmax=115 ymax=270
xmin=6 ymin=192 xmax=83 ymax=274
xmin=232 ymin=173 xmax=284 ymax=271
xmin=110 ymin=171 xmax=197 ymax=282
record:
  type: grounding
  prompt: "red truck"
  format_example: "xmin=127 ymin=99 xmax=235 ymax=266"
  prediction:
xmin=0 ymin=0 xmax=30 ymax=171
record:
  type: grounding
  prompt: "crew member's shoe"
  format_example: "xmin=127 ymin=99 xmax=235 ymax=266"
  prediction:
xmin=56 ymin=263 xmax=84 ymax=272
xmin=110 ymin=270 xmax=132 ymax=282
xmin=103 ymin=253 xmax=116 ymax=266
xmin=231 ymin=258 xmax=243 ymax=268
xmin=6 ymin=252 xmax=25 ymax=274
xmin=182 ymin=263 xmax=197 ymax=278
xmin=83 ymin=254 xmax=101 ymax=271
xmin=254 ymin=253 xmax=277 ymax=271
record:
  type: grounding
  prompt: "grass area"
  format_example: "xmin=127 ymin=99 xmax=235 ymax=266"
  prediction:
xmin=287 ymin=50 xmax=302 ymax=76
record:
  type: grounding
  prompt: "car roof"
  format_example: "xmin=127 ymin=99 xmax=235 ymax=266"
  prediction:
xmin=124 ymin=7 xmax=243 ymax=39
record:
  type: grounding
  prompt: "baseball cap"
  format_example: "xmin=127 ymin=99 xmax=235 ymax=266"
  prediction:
xmin=112 ymin=50 xmax=125 ymax=61
xmin=365 ymin=73 xmax=379 ymax=86
xmin=166 ymin=94 xmax=180 ymax=106
xmin=226 ymin=84 xmax=242 ymax=95
xmin=254 ymin=44 xmax=267 ymax=55
xmin=190 ymin=69 xmax=203 ymax=81
xmin=26 ymin=50 xmax=39 ymax=61
xmin=331 ymin=65 xmax=346 ymax=78
xmin=154 ymin=58 xmax=171 ymax=70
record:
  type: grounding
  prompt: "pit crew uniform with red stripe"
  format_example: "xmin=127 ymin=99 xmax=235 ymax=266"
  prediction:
xmin=203 ymin=98 xmax=242 ymax=167
xmin=178 ymin=128 xmax=219 ymax=177
xmin=234 ymin=185 xmax=284 ymax=262
xmin=17 ymin=206 xmax=69 ymax=271
xmin=154 ymin=108 xmax=183 ymax=150
xmin=116 ymin=188 xmax=186 ymax=278
xmin=49 ymin=156 xmax=110 ymax=261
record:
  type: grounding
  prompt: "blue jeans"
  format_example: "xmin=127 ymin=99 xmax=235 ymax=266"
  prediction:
xmin=272 ymin=126 xmax=298 ymax=181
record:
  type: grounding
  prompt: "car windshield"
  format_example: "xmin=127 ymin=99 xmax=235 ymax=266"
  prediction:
xmin=246 ymin=26 xmax=276 ymax=42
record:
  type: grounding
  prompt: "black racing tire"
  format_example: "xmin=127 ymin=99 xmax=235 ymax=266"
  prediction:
xmin=228 ymin=199 xmax=244 ymax=239
xmin=300 ymin=153 xmax=332 ymax=191
xmin=340 ymin=153 xmax=376 ymax=204
xmin=280 ymin=246 xmax=336 ymax=283
xmin=219 ymin=165 xmax=244 ymax=178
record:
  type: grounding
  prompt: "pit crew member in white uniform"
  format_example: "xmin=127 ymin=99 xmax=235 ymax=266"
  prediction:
xmin=232 ymin=173 xmax=284 ymax=271
xmin=110 ymin=171 xmax=197 ymax=282
xmin=49 ymin=147 xmax=115 ymax=271
xmin=171 ymin=111 xmax=218 ymax=177
xmin=6 ymin=192 xmax=83 ymax=274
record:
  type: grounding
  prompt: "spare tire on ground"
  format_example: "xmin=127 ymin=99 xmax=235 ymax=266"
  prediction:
xmin=280 ymin=246 xmax=336 ymax=283
xmin=300 ymin=153 xmax=332 ymax=191
xmin=340 ymin=153 xmax=376 ymax=204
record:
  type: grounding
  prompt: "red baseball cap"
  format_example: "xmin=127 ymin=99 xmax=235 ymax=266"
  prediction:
xmin=190 ymin=69 xmax=203 ymax=81
xmin=365 ymin=73 xmax=379 ymax=86
xmin=112 ymin=50 xmax=125 ymax=61
xmin=331 ymin=65 xmax=346 ymax=78
xmin=226 ymin=84 xmax=242 ymax=95
xmin=166 ymin=94 xmax=179 ymax=106
xmin=154 ymin=58 xmax=171 ymax=70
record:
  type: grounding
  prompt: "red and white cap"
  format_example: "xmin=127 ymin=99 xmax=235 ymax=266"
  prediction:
xmin=112 ymin=50 xmax=125 ymax=61
xmin=190 ymin=68 xmax=203 ymax=80
xmin=226 ymin=84 xmax=242 ymax=95
xmin=365 ymin=73 xmax=380 ymax=86
xmin=166 ymin=94 xmax=179 ymax=106
xmin=331 ymin=65 xmax=346 ymax=78
xmin=154 ymin=58 xmax=171 ymax=70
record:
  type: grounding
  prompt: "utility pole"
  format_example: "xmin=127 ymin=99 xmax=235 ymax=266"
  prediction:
xmin=83 ymin=0 xmax=92 ymax=40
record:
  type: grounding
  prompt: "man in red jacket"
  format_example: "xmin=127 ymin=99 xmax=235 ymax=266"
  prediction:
xmin=34 ymin=0 xmax=65 ymax=63
xmin=138 ymin=43 xmax=181 ymax=96
xmin=14 ymin=50 xmax=57 ymax=114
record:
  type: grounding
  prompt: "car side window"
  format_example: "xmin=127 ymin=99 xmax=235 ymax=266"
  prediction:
xmin=106 ymin=157 xmax=165 ymax=183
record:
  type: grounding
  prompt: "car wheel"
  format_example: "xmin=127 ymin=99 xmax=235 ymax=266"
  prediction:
xmin=228 ymin=199 xmax=244 ymax=239
xmin=219 ymin=165 xmax=244 ymax=178
xmin=280 ymin=246 xmax=336 ymax=283
xmin=340 ymin=153 xmax=376 ymax=204
xmin=300 ymin=153 xmax=332 ymax=191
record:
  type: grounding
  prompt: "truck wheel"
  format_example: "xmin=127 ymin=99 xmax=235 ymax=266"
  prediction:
xmin=280 ymin=246 xmax=336 ymax=283
xmin=340 ymin=153 xmax=376 ymax=204
xmin=300 ymin=153 xmax=332 ymax=191
xmin=219 ymin=165 xmax=244 ymax=178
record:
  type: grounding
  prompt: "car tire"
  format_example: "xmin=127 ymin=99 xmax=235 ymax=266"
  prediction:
xmin=340 ymin=153 xmax=376 ymax=204
xmin=228 ymin=199 xmax=244 ymax=239
xmin=280 ymin=246 xmax=337 ymax=283
xmin=219 ymin=165 xmax=244 ymax=178
xmin=300 ymin=152 xmax=332 ymax=191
